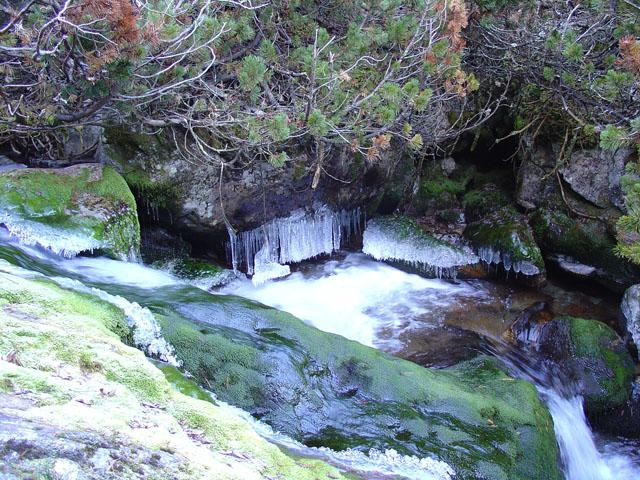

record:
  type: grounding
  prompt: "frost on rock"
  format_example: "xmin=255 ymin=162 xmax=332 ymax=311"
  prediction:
xmin=465 ymin=209 xmax=544 ymax=278
xmin=621 ymin=284 xmax=640 ymax=360
xmin=53 ymin=277 xmax=181 ymax=366
xmin=362 ymin=216 xmax=478 ymax=278
xmin=0 ymin=211 xmax=104 ymax=258
xmin=228 ymin=204 xmax=361 ymax=281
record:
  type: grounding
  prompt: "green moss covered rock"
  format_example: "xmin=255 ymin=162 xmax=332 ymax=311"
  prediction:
xmin=464 ymin=207 xmax=545 ymax=282
xmin=154 ymin=288 xmax=561 ymax=480
xmin=538 ymin=316 xmax=635 ymax=414
xmin=0 ymin=269 xmax=352 ymax=480
xmin=0 ymin=164 xmax=140 ymax=259
xmin=530 ymin=208 xmax=640 ymax=292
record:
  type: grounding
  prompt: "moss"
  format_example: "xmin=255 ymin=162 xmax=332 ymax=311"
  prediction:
xmin=0 ymin=270 xmax=352 ymax=480
xmin=463 ymin=184 xmax=512 ymax=222
xmin=0 ymin=164 xmax=140 ymax=259
xmin=153 ymin=287 xmax=561 ymax=480
xmin=464 ymin=207 xmax=545 ymax=273
xmin=564 ymin=316 xmax=635 ymax=412
xmin=168 ymin=258 xmax=223 ymax=279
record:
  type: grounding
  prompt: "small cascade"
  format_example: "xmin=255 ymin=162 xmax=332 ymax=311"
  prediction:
xmin=477 ymin=246 xmax=541 ymax=276
xmin=227 ymin=204 xmax=361 ymax=280
xmin=362 ymin=217 xmax=478 ymax=278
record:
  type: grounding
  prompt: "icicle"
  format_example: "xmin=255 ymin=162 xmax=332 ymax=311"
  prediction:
xmin=227 ymin=204 xmax=362 ymax=279
xmin=362 ymin=217 xmax=478 ymax=278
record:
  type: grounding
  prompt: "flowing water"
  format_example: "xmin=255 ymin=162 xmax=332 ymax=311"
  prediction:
xmin=2 ymin=229 xmax=640 ymax=480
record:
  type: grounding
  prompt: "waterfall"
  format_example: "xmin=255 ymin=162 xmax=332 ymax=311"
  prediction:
xmin=227 ymin=204 xmax=361 ymax=283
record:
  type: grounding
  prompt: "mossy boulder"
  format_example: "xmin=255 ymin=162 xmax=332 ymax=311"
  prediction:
xmin=530 ymin=208 xmax=640 ymax=292
xmin=536 ymin=316 xmax=635 ymax=414
xmin=0 ymin=164 xmax=140 ymax=259
xmin=0 ymin=269 xmax=353 ymax=480
xmin=464 ymin=207 xmax=545 ymax=283
xmin=462 ymin=184 xmax=511 ymax=223
xmin=152 ymin=287 xmax=561 ymax=480
xmin=362 ymin=215 xmax=479 ymax=278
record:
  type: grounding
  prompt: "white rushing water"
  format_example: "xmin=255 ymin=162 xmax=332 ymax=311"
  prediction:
xmin=541 ymin=389 xmax=640 ymax=480
xmin=2 ymin=228 xmax=640 ymax=480
xmin=222 ymin=253 xmax=486 ymax=349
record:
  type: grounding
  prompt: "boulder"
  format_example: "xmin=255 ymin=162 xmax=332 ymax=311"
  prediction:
xmin=104 ymin=128 xmax=415 ymax=240
xmin=0 ymin=269 xmax=353 ymax=480
xmin=155 ymin=287 xmax=562 ymax=480
xmin=362 ymin=215 xmax=479 ymax=278
xmin=0 ymin=164 xmax=139 ymax=259
xmin=516 ymin=316 xmax=635 ymax=414
xmin=464 ymin=207 xmax=546 ymax=285
xmin=621 ymin=284 xmax=640 ymax=359
xmin=560 ymin=148 xmax=632 ymax=210
xmin=530 ymin=209 xmax=640 ymax=292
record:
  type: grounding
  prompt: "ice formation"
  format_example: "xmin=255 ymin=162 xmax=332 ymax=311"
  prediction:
xmin=0 ymin=211 xmax=104 ymax=258
xmin=362 ymin=217 xmax=478 ymax=278
xmin=477 ymin=246 xmax=540 ymax=276
xmin=218 ymin=398 xmax=455 ymax=480
xmin=52 ymin=275 xmax=181 ymax=367
xmin=228 ymin=204 xmax=361 ymax=281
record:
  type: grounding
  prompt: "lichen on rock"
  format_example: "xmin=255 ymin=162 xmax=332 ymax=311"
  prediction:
xmin=0 ymin=269 xmax=353 ymax=480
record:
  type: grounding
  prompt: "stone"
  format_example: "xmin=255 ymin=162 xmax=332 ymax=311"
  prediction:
xmin=621 ymin=284 xmax=640 ymax=359
xmin=560 ymin=148 xmax=632 ymax=210
xmin=0 ymin=164 xmax=140 ymax=259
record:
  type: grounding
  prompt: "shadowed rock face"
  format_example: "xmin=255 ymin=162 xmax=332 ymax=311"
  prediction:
xmin=104 ymin=129 xmax=416 ymax=240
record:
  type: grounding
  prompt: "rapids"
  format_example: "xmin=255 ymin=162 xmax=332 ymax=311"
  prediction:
xmin=1 ymin=228 xmax=639 ymax=480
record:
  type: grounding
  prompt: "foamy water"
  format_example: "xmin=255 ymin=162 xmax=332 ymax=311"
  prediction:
xmin=222 ymin=253 xmax=484 ymax=349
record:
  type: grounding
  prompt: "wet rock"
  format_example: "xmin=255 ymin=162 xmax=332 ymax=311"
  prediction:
xmin=464 ymin=207 xmax=546 ymax=285
xmin=517 ymin=316 xmax=635 ymax=414
xmin=0 ymin=164 xmax=140 ymax=259
xmin=104 ymin=128 xmax=414 ymax=238
xmin=158 ymin=289 xmax=562 ymax=480
xmin=516 ymin=140 xmax=559 ymax=210
xmin=560 ymin=148 xmax=632 ymax=210
xmin=462 ymin=183 xmax=511 ymax=222
xmin=621 ymin=284 xmax=640 ymax=359
xmin=531 ymin=209 xmax=640 ymax=292
xmin=591 ymin=380 xmax=640 ymax=439
xmin=362 ymin=215 xmax=479 ymax=278
xmin=0 ymin=271 xmax=352 ymax=480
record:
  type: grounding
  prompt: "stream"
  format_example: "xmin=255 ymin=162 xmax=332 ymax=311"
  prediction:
xmin=1 ymin=231 xmax=639 ymax=480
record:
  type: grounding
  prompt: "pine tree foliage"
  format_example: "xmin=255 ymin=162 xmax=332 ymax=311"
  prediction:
xmin=0 ymin=0 xmax=493 ymax=171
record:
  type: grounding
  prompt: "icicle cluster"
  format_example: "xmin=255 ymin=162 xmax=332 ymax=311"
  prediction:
xmin=228 ymin=204 xmax=361 ymax=281
xmin=0 ymin=212 xmax=104 ymax=258
xmin=477 ymin=246 xmax=540 ymax=276
xmin=362 ymin=217 xmax=478 ymax=278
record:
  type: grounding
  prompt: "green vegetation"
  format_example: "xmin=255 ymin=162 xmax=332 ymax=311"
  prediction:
xmin=0 ymin=164 xmax=140 ymax=259
xmin=154 ymin=287 xmax=561 ymax=480
xmin=0 ymin=269 xmax=352 ymax=480
xmin=0 ymin=0 xmax=487 ymax=181
xmin=563 ymin=317 xmax=635 ymax=412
